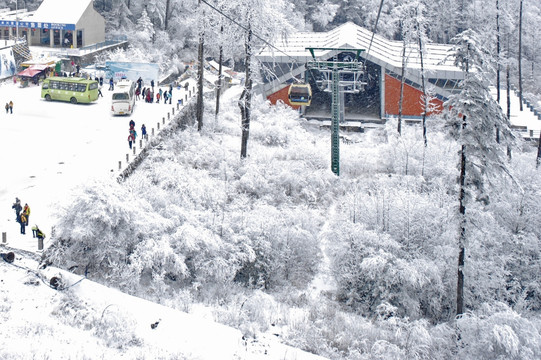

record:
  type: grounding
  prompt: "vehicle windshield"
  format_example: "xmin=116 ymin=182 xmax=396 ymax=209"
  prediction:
xmin=112 ymin=93 xmax=130 ymax=100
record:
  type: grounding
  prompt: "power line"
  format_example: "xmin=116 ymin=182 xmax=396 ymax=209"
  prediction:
xmin=198 ymin=0 xmax=303 ymax=65
xmin=366 ymin=0 xmax=385 ymax=56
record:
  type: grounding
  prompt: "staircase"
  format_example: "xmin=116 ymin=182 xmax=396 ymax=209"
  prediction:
xmin=12 ymin=41 xmax=32 ymax=65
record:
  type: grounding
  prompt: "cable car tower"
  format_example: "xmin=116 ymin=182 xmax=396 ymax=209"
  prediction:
xmin=306 ymin=48 xmax=366 ymax=176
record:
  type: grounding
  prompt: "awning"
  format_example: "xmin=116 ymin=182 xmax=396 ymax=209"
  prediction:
xmin=28 ymin=64 xmax=50 ymax=71
xmin=17 ymin=68 xmax=41 ymax=77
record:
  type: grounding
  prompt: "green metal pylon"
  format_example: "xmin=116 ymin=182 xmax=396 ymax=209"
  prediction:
xmin=331 ymin=66 xmax=340 ymax=176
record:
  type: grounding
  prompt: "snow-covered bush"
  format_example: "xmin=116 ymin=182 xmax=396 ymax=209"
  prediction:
xmin=328 ymin=219 xmax=452 ymax=321
xmin=457 ymin=303 xmax=541 ymax=359
xmin=44 ymin=179 xmax=170 ymax=288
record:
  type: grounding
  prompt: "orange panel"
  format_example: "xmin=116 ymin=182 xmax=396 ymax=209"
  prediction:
xmin=267 ymin=85 xmax=301 ymax=110
xmin=385 ymin=75 xmax=443 ymax=116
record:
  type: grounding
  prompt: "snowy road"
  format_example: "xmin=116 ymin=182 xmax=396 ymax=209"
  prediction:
xmin=0 ymin=79 xmax=192 ymax=251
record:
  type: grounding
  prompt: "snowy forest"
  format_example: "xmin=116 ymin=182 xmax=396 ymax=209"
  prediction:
xmin=7 ymin=0 xmax=541 ymax=358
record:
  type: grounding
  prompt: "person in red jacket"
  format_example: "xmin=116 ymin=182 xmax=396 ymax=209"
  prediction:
xmin=128 ymin=133 xmax=135 ymax=149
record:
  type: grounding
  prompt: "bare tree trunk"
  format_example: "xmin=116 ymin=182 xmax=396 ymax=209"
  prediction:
xmin=240 ymin=27 xmax=252 ymax=159
xmin=418 ymin=31 xmax=427 ymax=147
xmin=164 ymin=0 xmax=170 ymax=31
xmin=496 ymin=0 xmax=500 ymax=103
xmin=457 ymin=119 xmax=467 ymax=317
xmin=398 ymin=40 xmax=406 ymax=135
xmin=518 ymin=0 xmax=524 ymax=111
xmin=535 ymin=131 xmax=541 ymax=169
xmin=196 ymin=32 xmax=204 ymax=131
xmin=215 ymin=25 xmax=224 ymax=119
xmin=507 ymin=64 xmax=511 ymax=120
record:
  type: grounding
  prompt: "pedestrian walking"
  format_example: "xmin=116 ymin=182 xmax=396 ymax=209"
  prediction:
xmin=169 ymin=84 xmax=173 ymax=104
xmin=156 ymin=91 xmax=161 ymax=103
xmin=11 ymin=197 xmax=22 ymax=220
xmin=128 ymin=133 xmax=134 ymax=149
xmin=135 ymin=87 xmax=140 ymax=100
xmin=141 ymin=124 xmax=147 ymax=140
xmin=109 ymin=77 xmax=114 ymax=91
xmin=18 ymin=212 xmax=26 ymax=234
xmin=5 ymin=102 xmax=8 ymax=114
xmin=151 ymin=79 xmax=155 ymax=89
xmin=22 ymin=203 xmax=30 ymax=226
xmin=129 ymin=119 xmax=135 ymax=130
xmin=163 ymin=90 xmax=169 ymax=104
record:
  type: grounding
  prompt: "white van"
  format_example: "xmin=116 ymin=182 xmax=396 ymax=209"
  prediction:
xmin=111 ymin=79 xmax=136 ymax=115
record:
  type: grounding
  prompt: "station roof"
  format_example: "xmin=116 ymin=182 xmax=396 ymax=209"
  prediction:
xmin=257 ymin=22 xmax=463 ymax=81
xmin=31 ymin=0 xmax=92 ymax=25
xmin=0 ymin=0 xmax=94 ymax=30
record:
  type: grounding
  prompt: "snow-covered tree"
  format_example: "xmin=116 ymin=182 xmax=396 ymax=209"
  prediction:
xmin=444 ymin=29 xmax=515 ymax=317
xmin=130 ymin=7 xmax=155 ymax=50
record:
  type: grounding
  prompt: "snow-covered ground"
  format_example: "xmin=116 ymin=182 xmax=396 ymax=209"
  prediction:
xmin=0 ymin=78 xmax=193 ymax=253
xmin=0 ymin=253 xmax=327 ymax=359
xmin=0 ymin=78 xmax=328 ymax=359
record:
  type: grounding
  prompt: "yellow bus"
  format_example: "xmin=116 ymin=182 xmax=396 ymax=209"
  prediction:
xmin=41 ymin=77 xmax=99 ymax=104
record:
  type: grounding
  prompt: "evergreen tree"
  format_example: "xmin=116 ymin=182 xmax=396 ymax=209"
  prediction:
xmin=444 ymin=29 xmax=514 ymax=316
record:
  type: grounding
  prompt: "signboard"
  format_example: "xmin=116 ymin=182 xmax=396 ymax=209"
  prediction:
xmin=0 ymin=47 xmax=16 ymax=79
xmin=0 ymin=20 xmax=75 ymax=31
xmin=105 ymin=61 xmax=160 ymax=85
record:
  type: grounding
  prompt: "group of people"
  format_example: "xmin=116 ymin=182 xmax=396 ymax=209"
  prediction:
xmin=4 ymin=101 xmax=13 ymax=114
xmin=134 ymin=77 xmax=174 ymax=105
xmin=10 ymin=197 xmax=45 ymax=241
xmin=127 ymin=119 xmax=147 ymax=149
xmin=11 ymin=197 xmax=30 ymax=235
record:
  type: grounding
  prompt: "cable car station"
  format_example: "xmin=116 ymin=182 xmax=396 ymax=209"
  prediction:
xmin=256 ymin=22 xmax=464 ymax=128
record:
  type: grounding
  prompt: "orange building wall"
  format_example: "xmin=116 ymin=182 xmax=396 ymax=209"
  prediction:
xmin=385 ymin=74 xmax=443 ymax=116
xmin=267 ymin=85 xmax=301 ymax=110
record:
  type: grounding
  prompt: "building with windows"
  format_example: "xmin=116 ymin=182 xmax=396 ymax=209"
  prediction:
xmin=256 ymin=22 xmax=464 ymax=122
xmin=0 ymin=0 xmax=105 ymax=48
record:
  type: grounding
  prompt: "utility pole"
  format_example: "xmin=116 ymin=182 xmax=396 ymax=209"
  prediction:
xmin=15 ymin=0 xmax=18 ymax=40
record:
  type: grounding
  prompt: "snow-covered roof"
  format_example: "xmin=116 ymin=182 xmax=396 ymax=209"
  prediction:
xmin=259 ymin=22 xmax=462 ymax=77
xmin=31 ymin=0 xmax=92 ymax=25
xmin=257 ymin=22 xmax=463 ymax=97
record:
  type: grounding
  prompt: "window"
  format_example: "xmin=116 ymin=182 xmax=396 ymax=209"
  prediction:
xmin=88 ymin=82 xmax=98 ymax=90
xmin=113 ymin=93 xmax=129 ymax=100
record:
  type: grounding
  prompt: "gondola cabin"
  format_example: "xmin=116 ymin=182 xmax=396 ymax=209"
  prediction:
xmin=288 ymin=84 xmax=312 ymax=106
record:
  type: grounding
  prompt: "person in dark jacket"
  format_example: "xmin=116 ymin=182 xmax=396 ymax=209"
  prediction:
xmin=141 ymin=124 xmax=147 ymax=140
xmin=11 ymin=197 xmax=21 ymax=220
xmin=17 ymin=212 xmax=26 ymax=234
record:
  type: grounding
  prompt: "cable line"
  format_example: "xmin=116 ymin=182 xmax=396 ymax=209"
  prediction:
xmin=198 ymin=0 xmax=303 ymax=65
xmin=366 ymin=0 xmax=385 ymax=56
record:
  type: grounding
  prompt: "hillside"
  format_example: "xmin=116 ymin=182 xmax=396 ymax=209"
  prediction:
xmin=2 ymin=77 xmax=541 ymax=359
